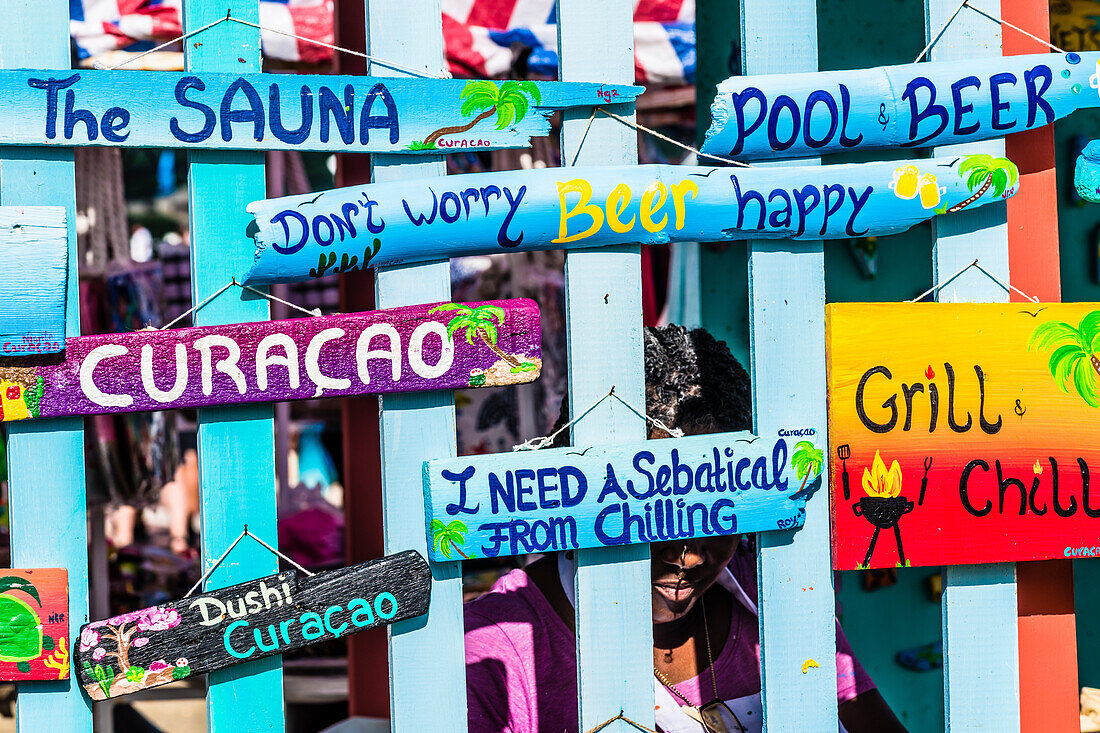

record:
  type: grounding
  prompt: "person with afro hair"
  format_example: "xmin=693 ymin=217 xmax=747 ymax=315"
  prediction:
xmin=464 ymin=325 xmax=906 ymax=733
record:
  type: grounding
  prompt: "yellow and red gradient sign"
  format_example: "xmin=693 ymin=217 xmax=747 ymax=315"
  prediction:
xmin=827 ymin=303 xmax=1100 ymax=570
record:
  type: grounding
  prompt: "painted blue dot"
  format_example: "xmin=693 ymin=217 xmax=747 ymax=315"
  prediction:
xmin=1062 ymin=69 xmax=1072 ymax=78
xmin=1074 ymin=83 xmax=1083 ymax=94
xmin=1068 ymin=52 xmax=1081 ymax=64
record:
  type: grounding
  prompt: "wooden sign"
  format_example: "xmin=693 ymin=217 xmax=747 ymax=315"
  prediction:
xmin=703 ymin=52 xmax=1100 ymax=160
xmin=0 ymin=569 xmax=69 ymax=681
xmin=422 ymin=431 xmax=819 ymax=561
xmin=0 ymin=299 xmax=540 ymax=423
xmin=244 ymin=157 xmax=1016 ymax=285
xmin=0 ymin=70 xmax=640 ymax=153
xmin=0 ymin=207 xmax=67 ymax=356
xmin=75 ymin=550 xmax=430 ymax=700
xmin=828 ymin=303 xmax=1100 ymax=570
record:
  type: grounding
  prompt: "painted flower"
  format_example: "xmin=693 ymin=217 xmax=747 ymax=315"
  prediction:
xmin=79 ymin=627 xmax=100 ymax=652
xmin=92 ymin=647 xmax=106 ymax=661
xmin=175 ymin=658 xmax=188 ymax=667
xmin=137 ymin=607 xmax=181 ymax=632
xmin=105 ymin=609 xmax=149 ymax=627
xmin=131 ymin=637 xmax=149 ymax=648
xmin=148 ymin=660 xmax=170 ymax=672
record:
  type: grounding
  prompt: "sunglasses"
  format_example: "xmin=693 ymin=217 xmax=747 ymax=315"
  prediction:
xmin=698 ymin=699 xmax=748 ymax=733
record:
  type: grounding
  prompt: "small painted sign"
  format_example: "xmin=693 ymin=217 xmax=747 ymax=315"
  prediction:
xmin=702 ymin=52 xmax=1100 ymax=160
xmin=244 ymin=156 xmax=1016 ymax=285
xmin=828 ymin=303 xmax=1100 ymax=570
xmin=422 ymin=432 xmax=818 ymax=562
xmin=0 ymin=207 xmax=67 ymax=356
xmin=75 ymin=550 xmax=430 ymax=700
xmin=0 ymin=70 xmax=641 ymax=153
xmin=0 ymin=569 xmax=69 ymax=681
xmin=0 ymin=299 xmax=540 ymax=423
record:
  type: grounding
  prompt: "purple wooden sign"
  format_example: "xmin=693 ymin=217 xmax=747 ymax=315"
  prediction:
xmin=0 ymin=299 xmax=540 ymax=423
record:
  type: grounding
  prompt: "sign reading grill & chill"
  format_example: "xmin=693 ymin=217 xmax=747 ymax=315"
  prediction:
xmin=827 ymin=303 xmax=1100 ymax=570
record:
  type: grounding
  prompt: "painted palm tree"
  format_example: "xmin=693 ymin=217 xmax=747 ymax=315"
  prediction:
xmin=791 ymin=440 xmax=824 ymax=491
xmin=1029 ymin=310 xmax=1100 ymax=407
xmin=418 ymin=81 xmax=543 ymax=148
xmin=431 ymin=303 xmax=521 ymax=367
xmin=431 ymin=519 xmax=471 ymax=560
xmin=945 ymin=154 xmax=1018 ymax=213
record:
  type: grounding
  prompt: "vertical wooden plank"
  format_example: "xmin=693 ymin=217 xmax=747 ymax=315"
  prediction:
xmin=556 ymin=2 xmax=651 ymax=730
xmin=739 ymin=2 xmax=836 ymax=731
xmin=364 ymin=4 xmax=464 ymax=731
xmin=0 ymin=1 xmax=92 ymax=730
xmin=182 ymin=2 xmax=283 ymax=731
xmin=925 ymin=2 xmax=1020 ymax=730
xmin=1001 ymin=4 xmax=1077 ymax=730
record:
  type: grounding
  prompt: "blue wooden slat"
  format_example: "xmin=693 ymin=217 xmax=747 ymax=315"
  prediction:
xmin=555 ymin=1 xmax=652 ymax=730
xmin=364 ymin=3 xmax=466 ymax=731
xmin=0 ymin=206 xmax=67 ymax=356
xmin=0 ymin=1 xmax=91 ymax=730
xmin=740 ymin=2 xmax=838 ymax=731
xmin=925 ymin=1 xmax=1021 ymax=730
xmin=181 ymin=2 xmax=283 ymax=731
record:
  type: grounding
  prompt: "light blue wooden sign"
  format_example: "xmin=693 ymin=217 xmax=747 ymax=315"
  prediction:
xmin=422 ymin=431 xmax=820 ymax=562
xmin=244 ymin=156 xmax=1017 ymax=284
xmin=703 ymin=51 xmax=1100 ymax=160
xmin=0 ymin=70 xmax=641 ymax=153
xmin=0 ymin=206 xmax=67 ymax=356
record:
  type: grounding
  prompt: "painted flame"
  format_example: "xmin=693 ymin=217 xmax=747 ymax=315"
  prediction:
xmin=1033 ymin=459 xmax=1043 ymax=475
xmin=925 ymin=365 xmax=935 ymax=380
xmin=862 ymin=450 xmax=903 ymax=498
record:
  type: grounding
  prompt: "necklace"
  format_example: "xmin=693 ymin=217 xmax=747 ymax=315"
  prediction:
xmin=653 ymin=594 xmax=720 ymax=706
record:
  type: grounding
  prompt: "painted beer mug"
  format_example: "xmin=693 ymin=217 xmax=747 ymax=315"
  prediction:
xmin=889 ymin=164 xmax=919 ymax=199
xmin=918 ymin=174 xmax=945 ymax=209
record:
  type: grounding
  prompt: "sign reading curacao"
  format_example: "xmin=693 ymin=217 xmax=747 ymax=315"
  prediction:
xmin=245 ymin=156 xmax=1016 ymax=284
xmin=703 ymin=52 xmax=1100 ymax=160
xmin=422 ymin=432 xmax=819 ymax=561
xmin=75 ymin=551 xmax=431 ymax=700
xmin=0 ymin=299 xmax=540 ymax=423
xmin=0 ymin=70 xmax=641 ymax=153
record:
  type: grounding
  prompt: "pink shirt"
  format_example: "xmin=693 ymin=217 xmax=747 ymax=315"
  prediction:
xmin=464 ymin=554 xmax=875 ymax=733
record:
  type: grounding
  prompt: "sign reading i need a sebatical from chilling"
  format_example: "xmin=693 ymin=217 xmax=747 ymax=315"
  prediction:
xmin=423 ymin=432 xmax=821 ymax=561
xmin=75 ymin=551 xmax=430 ymax=700
xmin=0 ymin=70 xmax=640 ymax=153
xmin=244 ymin=156 xmax=1017 ymax=284
xmin=828 ymin=303 xmax=1100 ymax=570
xmin=0 ymin=299 xmax=540 ymax=423
xmin=702 ymin=51 xmax=1100 ymax=160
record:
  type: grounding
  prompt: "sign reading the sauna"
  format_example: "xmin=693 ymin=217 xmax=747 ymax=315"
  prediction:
xmin=244 ymin=156 xmax=1016 ymax=285
xmin=75 ymin=551 xmax=431 ymax=700
xmin=0 ymin=299 xmax=540 ymax=423
xmin=827 ymin=303 xmax=1100 ymax=570
xmin=0 ymin=70 xmax=641 ymax=153
xmin=703 ymin=52 xmax=1100 ymax=160
xmin=423 ymin=432 xmax=817 ymax=561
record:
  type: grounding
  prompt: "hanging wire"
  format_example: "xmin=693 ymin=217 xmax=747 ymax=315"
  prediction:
xmin=916 ymin=0 xmax=1065 ymax=63
xmin=185 ymin=525 xmax=315 ymax=598
xmin=95 ymin=10 xmax=447 ymax=78
xmin=159 ymin=278 xmax=321 ymax=331
xmin=907 ymin=258 xmax=1040 ymax=303
xmin=513 ymin=387 xmax=683 ymax=451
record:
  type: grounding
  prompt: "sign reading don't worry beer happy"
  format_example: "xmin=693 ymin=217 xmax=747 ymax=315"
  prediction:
xmin=828 ymin=303 xmax=1100 ymax=570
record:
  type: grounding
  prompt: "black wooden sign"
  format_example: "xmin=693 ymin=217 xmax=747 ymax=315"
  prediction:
xmin=74 ymin=550 xmax=431 ymax=700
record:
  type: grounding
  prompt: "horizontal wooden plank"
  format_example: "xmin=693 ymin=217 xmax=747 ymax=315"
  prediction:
xmin=828 ymin=302 xmax=1100 ymax=568
xmin=0 ymin=298 xmax=540 ymax=422
xmin=0 ymin=569 xmax=68 ymax=681
xmin=703 ymin=51 xmax=1098 ymax=160
xmin=0 ymin=70 xmax=641 ymax=153
xmin=0 ymin=206 xmax=66 ymax=355
xmin=244 ymin=157 xmax=1017 ymax=284
xmin=74 ymin=550 xmax=431 ymax=700
xmin=423 ymin=431 xmax=817 ymax=561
